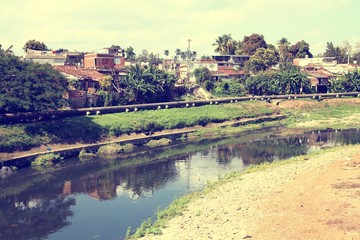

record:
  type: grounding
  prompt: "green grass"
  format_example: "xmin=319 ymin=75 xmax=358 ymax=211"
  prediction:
xmin=0 ymin=102 xmax=273 ymax=153
xmin=283 ymin=102 xmax=360 ymax=129
xmin=1 ymin=100 xmax=359 ymax=154
xmin=31 ymin=153 xmax=63 ymax=168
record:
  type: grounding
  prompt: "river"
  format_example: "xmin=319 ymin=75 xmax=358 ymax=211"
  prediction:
xmin=0 ymin=129 xmax=359 ymax=240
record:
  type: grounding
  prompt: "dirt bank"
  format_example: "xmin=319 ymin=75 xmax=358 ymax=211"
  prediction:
xmin=142 ymin=144 xmax=360 ymax=240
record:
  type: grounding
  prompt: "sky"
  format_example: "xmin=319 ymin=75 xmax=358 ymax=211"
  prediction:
xmin=1 ymin=0 xmax=360 ymax=57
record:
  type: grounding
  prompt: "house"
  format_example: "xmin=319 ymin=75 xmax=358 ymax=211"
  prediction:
xmin=24 ymin=49 xmax=66 ymax=66
xmin=84 ymin=53 xmax=116 ymax=70
xmin=212 ymin=55 xmax=250 ymax=67
xmin=307 ymin=71 xmax=331 ymax=93
xmin=303 ymin=65 xmax=333 ymax=93
xmin=54 ymin=65 xmax=105 ymax=108
xmin=293 ymin=57 xmax=337 ymax=68
xmin=212 ymin=66 xmax=246 ymax=80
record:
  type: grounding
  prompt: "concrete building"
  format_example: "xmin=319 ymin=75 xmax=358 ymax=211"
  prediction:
xmin=24 ymin=49 xmax=66 ymax=66
xmin=293 ymin=57 xmax=337 ymax=68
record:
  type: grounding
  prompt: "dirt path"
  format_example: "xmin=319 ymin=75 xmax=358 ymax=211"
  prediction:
xmin=143 ymin=145 xmax=360 ymax=240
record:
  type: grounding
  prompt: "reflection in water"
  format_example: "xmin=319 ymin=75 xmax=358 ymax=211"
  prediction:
xmin=0 ymin=195 xmax=75 ymax=240
xmin=0 ymin=129 xmax=359 ymax=240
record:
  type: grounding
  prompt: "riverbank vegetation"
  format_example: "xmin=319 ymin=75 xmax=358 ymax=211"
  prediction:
xmin=0 ymin=101 xmax=273 ymax=153
xmin=0 ymin=98 xmax=359 ymax=160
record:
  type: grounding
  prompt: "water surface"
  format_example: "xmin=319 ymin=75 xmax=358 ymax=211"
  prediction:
xmin=0 ymin=129 xmax=359 ymax=240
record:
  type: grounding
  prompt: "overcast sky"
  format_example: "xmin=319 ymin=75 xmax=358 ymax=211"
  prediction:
xmin=1 ymin=0 xmax=359 ymax=57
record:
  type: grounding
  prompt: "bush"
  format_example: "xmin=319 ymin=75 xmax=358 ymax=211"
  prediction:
xmin=122 ymin=143 xmax=135 ymax=152
xmin=32 ymin=153 xmax=62 ymax=167
xmin=97 ymin=143 xmax=123 ymax=157
xmin=78 ymin=149 xmax=97 ymax=160
xmin=146 ymin=138 xmax=172 ymax=148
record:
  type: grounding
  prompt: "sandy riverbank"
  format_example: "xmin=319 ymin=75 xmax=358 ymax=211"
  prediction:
xmin=141 ymin=144 xmax=360 ymax=240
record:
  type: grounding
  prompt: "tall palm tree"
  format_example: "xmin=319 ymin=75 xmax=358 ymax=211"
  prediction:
xmin=213 ymin=34 xmax=235 ymax=55
xmin=164 ymin=49 xmax=170 ymax=57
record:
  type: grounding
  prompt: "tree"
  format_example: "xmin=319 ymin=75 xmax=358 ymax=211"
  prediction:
xmin=193 ymin=67 xmax=212 ymax=85
xmin=122 ymin=64 xmax=176 ymax=104
xmin=240 ymin=33 xmax=267 ymax=55
xmin=0 ymin=55 xmax=68 ymax=113
xmin=277 ymin=37 xmax=292 ymax=63
xmin=23 ymin=39 xmax=49 ymax=52
xmin=276 ymin=63 xmax=310 ymax=94
xmin=245 ymin=71 xmax=277 ymax=95
xmin=213 ymin=34 xmax=236 ymax=55
xmin=248 ymin=48 xmax=279 ymax=72
xmin=125 ymin=46 xmax=136 ymax=61
xmin=164 ymin=49 xmax=170 ymax=57
xmin=337 ymin=69 xmax=360 ymax=92
xmin=323 ymin=42 xmax=344 ymax=63
xmin=0 ymin=44 xmax=14 ymax=56
xmin=288 ymin=40 xmax=313 ymax=59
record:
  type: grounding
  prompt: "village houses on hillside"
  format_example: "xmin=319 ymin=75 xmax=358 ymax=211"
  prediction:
xmin=23 ymin=46 xmax=358 ymax=107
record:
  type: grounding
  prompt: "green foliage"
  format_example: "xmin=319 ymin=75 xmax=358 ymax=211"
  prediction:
xmin=240 ymin=33 xmax=267 ymax=55
xmin=121 ymin=64 xmax=176 ymax=104
xmin=213 ymin=81 xmax=247 ymax=97
xmin=145 ymin=138 xmax=172 ymax=148
xmin=23 ymin=39 xmax=49 ymax=51
xmin=125 ymin=46 xmax=136 ymax=61
xmin=323 ymin=42 xmax=345 ymax=63
xmin=277 ymin=37 xmax=292 ymax=63
xmin=0 ymin=126 xmax=43 ymax=152
xmin=337 ymin=69 xmax=360 ymax=92
xmin=0 ymin=103 xmax=274 ymax=152
xmin=330 ymin=70 xmax=360 ymax=93
xmin=97 ymin=143 xmax=123 ymax=157
xmin=245 ymin=71 xmax=277 ymax=95
xmin=0 ymin=44 xmax=14 ymax=56
xmin=202 ymin=80 xmax=215 ymax=91
xmin=276 ymin=63 xmax=311 ymax=94
xmin=245 ymin=63 xmax=310 ymax=95
xmin=78 ymin=149 xmax=97 ymax=160
xmin=193 ymin=67 xmax=212 ymax=85
xmin=32 ymin=153 xmax=62 ymax=167
xmin=213 ymin=34 xmax=237 ymax=55
xmin=249 ymin=48 xmax=279 ymax=72
xmin=0 ymin=55 xmax=68 ymax=113
xmin=288 ymin=40 xmax=313 ymax=58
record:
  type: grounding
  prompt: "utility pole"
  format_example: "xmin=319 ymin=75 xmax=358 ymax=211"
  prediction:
xmin=186 ymin=39 xmax=192 ymax=85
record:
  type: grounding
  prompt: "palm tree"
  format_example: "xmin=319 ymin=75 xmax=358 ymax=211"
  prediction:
xmin=164 ymin=49 xmax=170 ymax=57
xmin=276 ymin=63 xmax=308 ymax=94
xmin=213 ymin=34 xmax=235 ymax=55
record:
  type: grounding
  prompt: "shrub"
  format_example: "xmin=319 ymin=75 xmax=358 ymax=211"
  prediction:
xmin=146 ymin=138 xmax=172 ymax=148
xmin=32 ymin=153 xmax=62 ymax=167
xmin=97 ymin=143 xmax=123 ymax=157
xmin=121 ymin=143 xmax=135 ymax=152
xmin=78 ymin=149 xmax=97 ymax=160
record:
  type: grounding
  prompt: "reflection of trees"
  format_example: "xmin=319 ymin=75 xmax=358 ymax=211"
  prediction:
xmin=238 ymin=137 xmax=309 ymax=165
xmin=120 ymin=160 xmax=178 ymax=198
xmin=216 ymin=147 xmax=233 ymax=165
xmin=0 ymin=196 xmax=75 ymax=240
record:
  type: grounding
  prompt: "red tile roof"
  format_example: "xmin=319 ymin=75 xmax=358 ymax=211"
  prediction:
xmin=212 ymin=66 xmax=245 ymax=76
xmin=54 ymin=65 xmax=105 ymax=81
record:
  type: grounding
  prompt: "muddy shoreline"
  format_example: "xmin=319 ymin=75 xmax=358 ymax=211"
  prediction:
xmin=140 ymin=144 xmax=360 ymax=240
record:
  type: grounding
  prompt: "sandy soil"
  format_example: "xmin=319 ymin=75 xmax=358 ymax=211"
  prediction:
xmin=143 ymin=145 xmax=360 ymax=240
